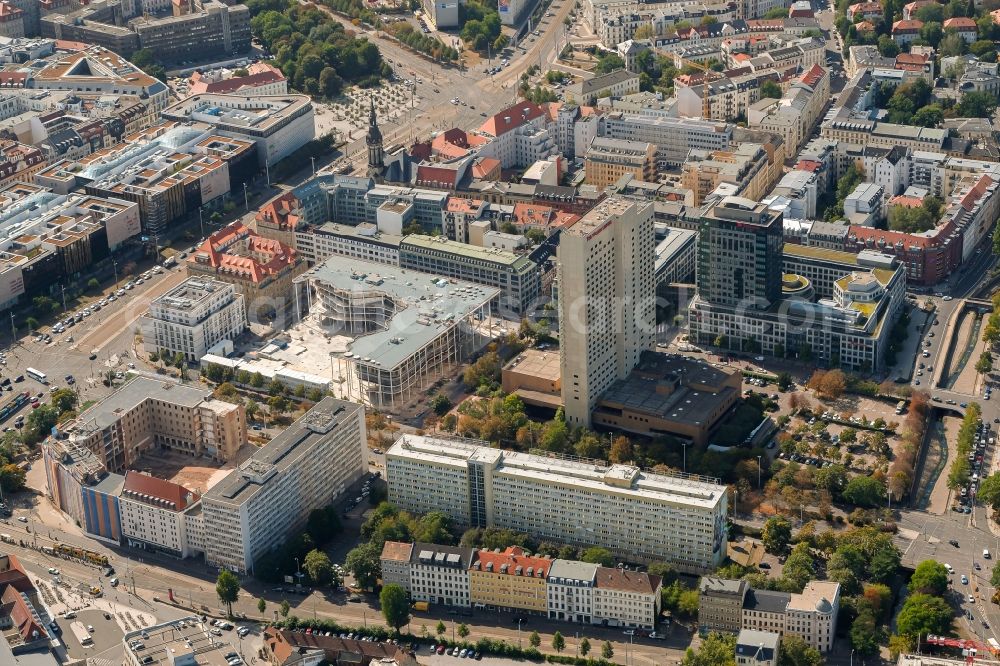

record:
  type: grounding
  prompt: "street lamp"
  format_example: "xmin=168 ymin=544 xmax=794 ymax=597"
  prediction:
xmin=756 ymin=455 xmax=762 ymax=489
xmin=517 ymin=618 xmax=523 ymax=648
xmin=681 ymin=441 xmax=690 ymax=473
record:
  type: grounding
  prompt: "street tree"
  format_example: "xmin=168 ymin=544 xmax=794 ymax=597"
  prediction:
xmin=602 ymin=641 xmax=614 ymax=659
xmin=762 ymin=516 xmax=792 ymax=554
xmin=552 ymin=631 xmax=565 ymax=653
xmin=380 ymin=584 xmax=410 ymax=633
xmin=777 ymin=635 xmax=822 ymax=666
xmin=909 ymin=560 xmax=949 ymax=595
xmin=529 ymin=630 xmax=541 ymax=648
xmin=457 ymin=623 xmax=470 ymax=639
xmin=216 ymin=570 xmax=240 ymax=617
xmin=257 ymin=598 xmax=266 ymax=614
xmin=977 ymin=352 xmax=994 ymax=377
xmin=842 ymin=476 xmax=886 ymax=508
xmin=345 ymin=542 xmax=381 ymax=590
xmin=50 ymin=388 xmax=78 ymax=414
xmin=896 ymin=593 xmax=952 ymax=638
xmin=580 ymin=638 xmax=591 ymax=656
xmin=982 ymin=473 xmax=1000 ymax=511
xmin=303 ymin=549 xmax=334 ymax=586
xmin=280 ymin=599 xmax=290 ymax=617
xmin=436 ymin=621 xmax=446 ymax=638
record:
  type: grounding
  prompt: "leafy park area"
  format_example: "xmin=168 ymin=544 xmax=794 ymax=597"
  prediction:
xmin=247 ymin=0 xmax=391 ymax=97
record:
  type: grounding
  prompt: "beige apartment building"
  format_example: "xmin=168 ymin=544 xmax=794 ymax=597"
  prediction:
xmin=64 ymin=376 xmax=246 ymax=473
xmin=681 ymin=143 xmax=776 ymax=206
xmin=557 ymin=196 xmax=656 ymax=427
xmin=699 ymin=577 xmax=749 ymax=633
xmin=584 ymin=137 xmax=656 ymax=189
xmin=702 ymin=579 xmax=840 ymax=653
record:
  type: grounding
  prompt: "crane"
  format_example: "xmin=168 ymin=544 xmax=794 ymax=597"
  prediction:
xmin=673 ymin=53 xmax=722 ymax=120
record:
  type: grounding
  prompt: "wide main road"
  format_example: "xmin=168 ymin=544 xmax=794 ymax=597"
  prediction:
xmin=319 ymin=0 xmax=576 ymax=170
xmin=0 ymin=512 xmax=689 ymax=666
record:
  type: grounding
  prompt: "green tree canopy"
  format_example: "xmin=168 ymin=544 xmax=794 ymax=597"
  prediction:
xmin=345 ymin=542 xmax=381 ymax=590
xmin=760 ymin=80 xmax=782 ymax=99
xmin=778 ymin=635 xmax=823 ymax=666
xmin=842 ymin=476 xmax=886 ymax=507
xmin=302 ymin=549 xmax=334 ymax=586
xmin=762 ymin=516 xmax=792 ymax=554
xmin=896 ymin=593 xmax=953 ymax=638
xmin=682 ymin=632 xmax=736 ymax=666
xmin=216 ymin=570 xmax=240 ymax=617
xmin=909 ymin=560 xmax=949 ymax=596
xmin=380 ymin=584 xmax=410 ymax=632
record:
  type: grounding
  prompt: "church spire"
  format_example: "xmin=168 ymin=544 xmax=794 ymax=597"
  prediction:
xmin=366 ymin=98 xmax=385 ymax=181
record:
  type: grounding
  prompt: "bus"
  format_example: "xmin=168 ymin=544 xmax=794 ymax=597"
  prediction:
xmin=25 ymin=368 xmax=47 ymax=384
xmin=70 ymin=622 xmax=92 ymax=647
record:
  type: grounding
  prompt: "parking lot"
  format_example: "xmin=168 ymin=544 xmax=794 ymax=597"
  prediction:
xmin=46 ymin=264 xmax=166 ymax=349
xmin=53 ymin=608 xmax=124 ymax=661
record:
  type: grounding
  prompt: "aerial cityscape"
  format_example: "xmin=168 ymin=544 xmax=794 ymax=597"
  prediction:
xmin=0 ymin=0 xmax=1000 ymax=663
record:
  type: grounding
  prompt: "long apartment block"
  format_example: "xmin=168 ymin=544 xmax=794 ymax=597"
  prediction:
xmin=385 ymin=434 xmax=728 ymax=573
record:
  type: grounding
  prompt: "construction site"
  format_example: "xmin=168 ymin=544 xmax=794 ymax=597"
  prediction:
xmin=292 ymin=256 xmax=503 ymax=412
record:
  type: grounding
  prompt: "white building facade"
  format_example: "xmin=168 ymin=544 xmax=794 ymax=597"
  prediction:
xmin=141 ymin=278 xmax=246 ymax=363
xmin=386 ymin=435 xmax=728 ymax=573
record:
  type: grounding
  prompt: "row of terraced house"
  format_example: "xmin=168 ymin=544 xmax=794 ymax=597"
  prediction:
xmin=380 ymin=542 xmax=663 ymax=630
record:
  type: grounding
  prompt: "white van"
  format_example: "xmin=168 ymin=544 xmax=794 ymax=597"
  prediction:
xmin=945 ymin=563 xmax=954 ymax=573
xmin=985 ymin=549 xmax=992 ymax=559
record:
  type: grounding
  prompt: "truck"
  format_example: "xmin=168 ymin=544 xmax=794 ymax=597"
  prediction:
xmin=162 ymin=255 xmax=177 ymax=268
xmin=413 ymin=601 xmax=429 ymax=612
xmin=895 ymin=400 xmax=906 ymax=415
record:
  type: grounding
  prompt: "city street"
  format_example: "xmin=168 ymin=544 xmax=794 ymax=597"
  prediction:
xmin=0 ymin=509 xmax=690 ymax=666
xmin=315 ymin=0 xmax=577 ymax=172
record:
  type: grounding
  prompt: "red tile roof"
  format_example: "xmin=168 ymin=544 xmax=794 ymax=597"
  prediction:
xmin=122 ymin=471 xmax=200 ymax=512
xmin=0 ymin=72 xmax=27 ymax=88
xmin=190 ymin=66 xmax=285 ymax=95
xmin=800 ymin=64 xmax=825 ymax=88
xmin=479 ymin=101 xmax=546 ymax=137
xmin=595 ymin=567 xmax=661 ymax=594
xmin=959 ymin=175 xmax=993 ymax=211
xmin=0 ymin=554 xmax=32 ymax=593
xmin=471 ymin=157 xmax=501 ymax=179
xmin=892 ymin=19 xmax=923 ymax=32
xmin=446 ymin=197 xmax=485 ymax=213
xmin=471 ymin=547 xmax=551 ymax=577
xmin=856 ymin=20 xmax=876 ymax=31
xmin=895 ymin=52 xmax=929 ymax=64
xmin=944 ymin=17 xmax=977 ymax=29
xmin=848 ymin=223 xmax=950 ymax=249
xmin=889 ymin=194 xmax=924 ymax=208
xmin=0 ymin=2 xmax=24 ymax=19
xmin=795 ymin=159 xmax=823 ymax=172
xmin=415 ymin=165 xmax=458 ymax=188
xmin=513 ymin=202 xmax=555 ymax=227
xmin=255 ymin=192 xmax=301 ymax=231
xmin=431 ymin=128 xmax=474 ymax=159
xmin=189 ymin=222 xmax=298 ymax=284
xmin=380 ymin=541 xmax=414 ymax=562
xmin=2 ymin=586 xmax=46 ymax=643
